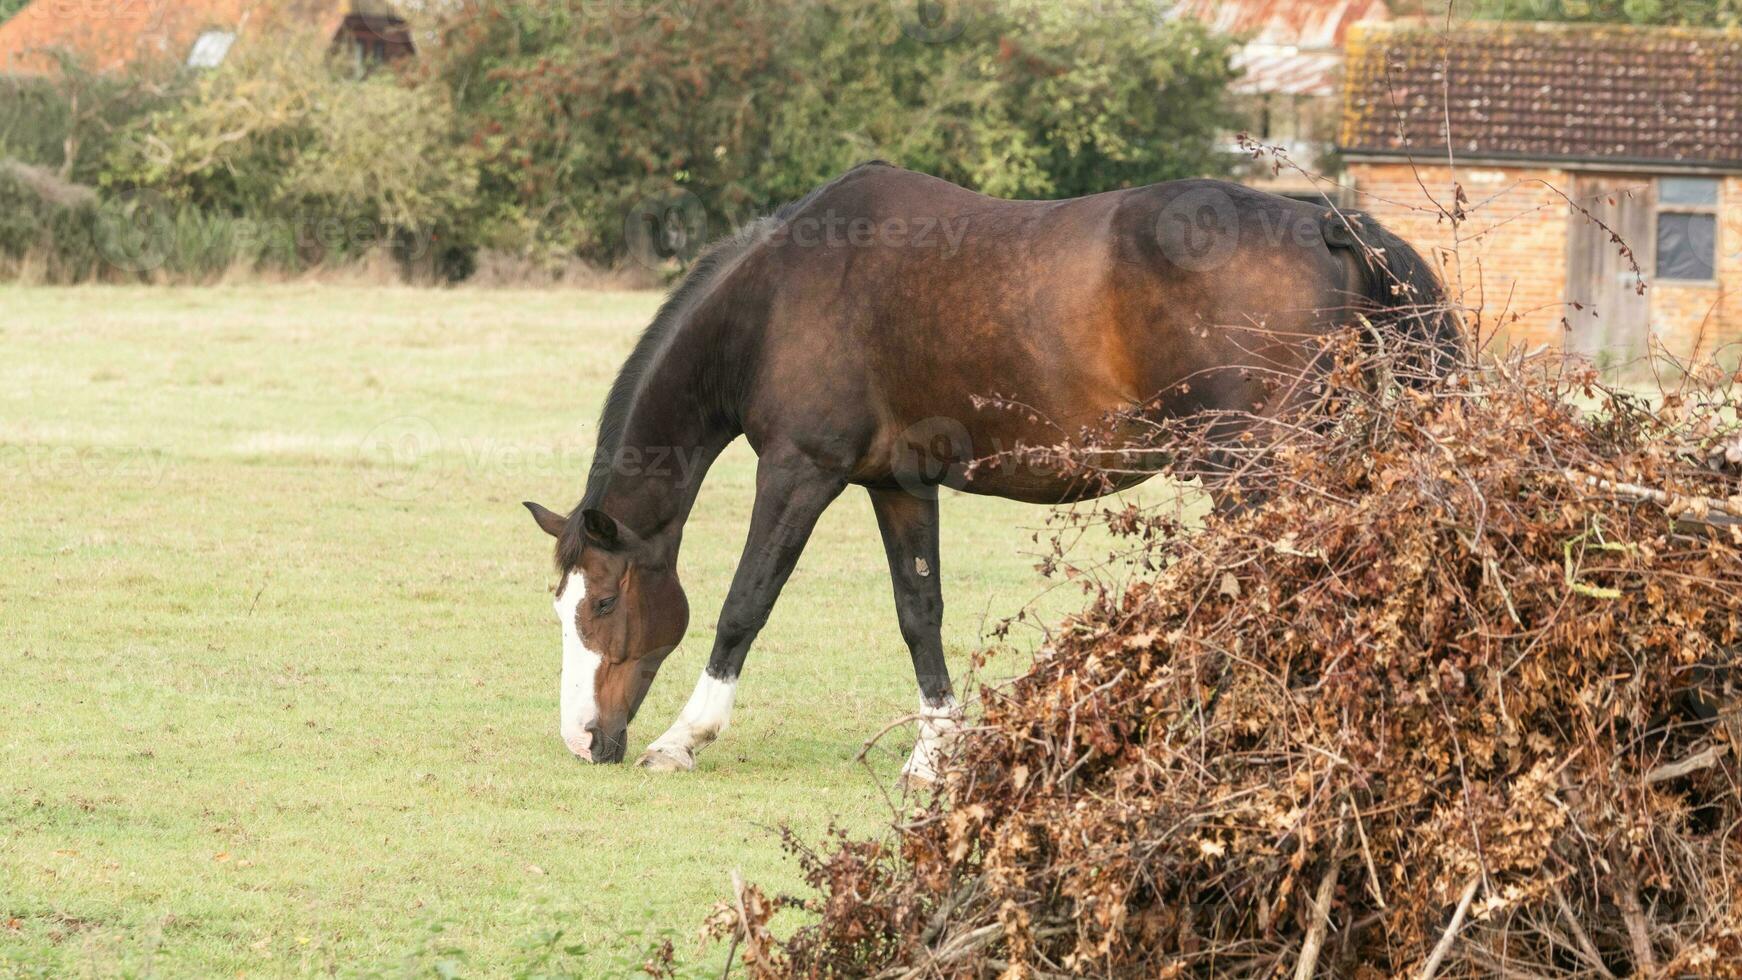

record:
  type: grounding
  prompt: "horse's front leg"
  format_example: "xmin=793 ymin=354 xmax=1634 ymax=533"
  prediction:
xmin=867 ymin=487 xmax=960 ymax=785
xmin=637 ymin=452 xmax=846 ymax=771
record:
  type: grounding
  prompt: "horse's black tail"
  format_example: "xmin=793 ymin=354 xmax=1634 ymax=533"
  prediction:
xmin=1326 ymin=211 xmax=1468 ymax=382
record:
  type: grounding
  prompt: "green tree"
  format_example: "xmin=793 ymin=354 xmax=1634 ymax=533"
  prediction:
xmin=428 ymin=0 xmax=788 ymax=262
xmin=0 ymin=0 xmax=26 ymax=25
xmin=1469 ymin=0 xmax=1742 ymax=27
xmin=427 ymin=0 xmax=1239 ymax=265
xmin=750 ymin=0 xmax=1238 ymax=201
xmin=961 ymin=0 xmax=1239 ymax=199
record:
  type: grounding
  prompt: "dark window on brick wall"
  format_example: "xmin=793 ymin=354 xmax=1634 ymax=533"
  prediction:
xmin=1656 ymin=177 xmax=1719 ymax=282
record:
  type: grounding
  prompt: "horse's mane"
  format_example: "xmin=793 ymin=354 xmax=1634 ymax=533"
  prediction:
xmin=558 ymin=161 xmax=894 ymax=572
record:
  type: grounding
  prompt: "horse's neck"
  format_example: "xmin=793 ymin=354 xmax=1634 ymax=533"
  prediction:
xmin=592 ymin=436 xmax=729 ymax=541
xmin=589 ymin=348 xmax=739 ymax=540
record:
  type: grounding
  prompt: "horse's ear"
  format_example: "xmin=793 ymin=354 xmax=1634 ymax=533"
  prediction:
xmin=580 ymin=508 xmax=622 ymax=551
xmin=523 ymin=501 xmax=567 ymax=539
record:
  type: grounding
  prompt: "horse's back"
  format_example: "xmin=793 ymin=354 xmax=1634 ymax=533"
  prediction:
xmin=723 ymin=165 xmax=1361 ymax=500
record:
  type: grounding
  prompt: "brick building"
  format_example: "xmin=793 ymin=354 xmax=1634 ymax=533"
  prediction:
xmin=1340 ymin=22 xmax=1742 ymax=363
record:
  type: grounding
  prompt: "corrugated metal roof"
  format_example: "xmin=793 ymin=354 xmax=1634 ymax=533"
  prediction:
xmin=1231 ymin=45 xmax=1346 ymax=96
xmin=1176 ymin=0 xmax=1391 ymax=97
xmin=1176 ymin=0 xmax=1391 ymax=50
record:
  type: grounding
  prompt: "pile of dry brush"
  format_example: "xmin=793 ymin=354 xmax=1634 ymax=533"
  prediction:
xmin=709 ymin=337 xmax=1742 ymax=978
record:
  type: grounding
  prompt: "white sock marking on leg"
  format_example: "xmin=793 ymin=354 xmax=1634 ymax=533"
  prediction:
xmin=902 ymin=694 xmax=962 ymax=783
xmin=645 ymin=671 xmax=736 ymax=762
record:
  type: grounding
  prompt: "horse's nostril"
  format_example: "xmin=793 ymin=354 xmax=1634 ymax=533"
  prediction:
xmin=566 ymin=722 xmax=629 ymax=764
xmin=593 ymin=727 xmax=629 ymax=764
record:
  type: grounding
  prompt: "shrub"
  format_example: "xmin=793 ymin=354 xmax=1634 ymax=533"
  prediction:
xmin=0 ymin=161 xmax=307 ymax=284
xmin=103 ymin=38 xmax=478 ymax=275
xmin=949 ymin=0 xmax=1239 ymax=199
xmin=710 ymin=340 xmax=1742 ymax=977
xmin=0 ymin=161 xmax=100 ymax=280
xmin=9 ymin=0 xmax=1240 ymax=280
xmin=1470 ymin=0 xmax=1742 ymax=27
xmin=0 ymin=79 xmax=69 ymax=171
xmin=427 ymin=0 xmax=1239 ymax=265
xmin=0 ymin=59 xmax=180 ymax=185
xmin=428 ymin=0 xmax=790 ymax=264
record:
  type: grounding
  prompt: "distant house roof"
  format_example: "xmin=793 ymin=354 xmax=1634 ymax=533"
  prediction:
xmin=0 ymin=0 xmax=409 ymax=76
xmin=1341 ymin=21 xmax=1742 ymax=170
xmin=1176 ymin=0 xmax=1391 ymax=96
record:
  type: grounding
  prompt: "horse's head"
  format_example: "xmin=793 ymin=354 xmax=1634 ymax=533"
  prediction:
xmin=524 ymin=502 xmax=689 ymax=763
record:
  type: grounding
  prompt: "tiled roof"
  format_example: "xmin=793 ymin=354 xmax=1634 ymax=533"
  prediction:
xmin=1340 ymin=21 xmax=1742 ymax=169
xmin=0 ymin=0 xmax=397 ymax=75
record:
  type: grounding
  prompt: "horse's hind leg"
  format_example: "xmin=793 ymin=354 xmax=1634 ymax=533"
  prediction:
xmin=867 ymin=486 xmax=960 ymax=785
xmin=638 ymin=451 xmax=846 ymax=771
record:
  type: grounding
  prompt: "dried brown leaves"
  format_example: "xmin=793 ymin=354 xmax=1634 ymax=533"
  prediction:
xmin=715 ymin=342 xmax=1742 ymax=978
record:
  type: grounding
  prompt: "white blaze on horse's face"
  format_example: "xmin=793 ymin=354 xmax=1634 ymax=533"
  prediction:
xmin=554 ymin=567 xmax=602 ymax=760
xmin=526 ymin=500 xmax=690 ymax=765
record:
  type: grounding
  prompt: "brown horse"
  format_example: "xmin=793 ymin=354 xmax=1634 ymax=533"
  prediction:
xmin=523 ymin=162 xmax=1459 ymax=774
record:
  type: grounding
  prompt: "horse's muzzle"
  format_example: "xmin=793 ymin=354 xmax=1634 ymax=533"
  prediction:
xmin=568 ymin=722 xmax=628 ymax=764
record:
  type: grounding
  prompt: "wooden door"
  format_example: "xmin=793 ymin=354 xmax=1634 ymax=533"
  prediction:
xmin=1565 ymin=175 xmax=1652 ymax=364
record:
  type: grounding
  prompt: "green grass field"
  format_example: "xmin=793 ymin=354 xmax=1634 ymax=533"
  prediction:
xmin=0 ymin=285 xmax=1176 ymax=977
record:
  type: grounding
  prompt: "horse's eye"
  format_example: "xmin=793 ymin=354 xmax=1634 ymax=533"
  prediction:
xmin=594 ymin=596 xmax=618 ymax=616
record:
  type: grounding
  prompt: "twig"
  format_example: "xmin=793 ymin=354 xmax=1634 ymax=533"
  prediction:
xmin=1562 ymin=469 xmax=1742 ymax=525
xmin=248 ymin=575 xmax=269 ymax=615
xmin=1294 ymin=848 xmax=1342 ymax=980
xmin=1616 ymin=871 xmax=1656 ymax=974
xmin=1550 ymin=880 xmax=1615 ymax=979
xmin=1350 ymin=798 xmax=1387 ymax=909
xmin=719 ymin=931 xmax=740 ymax=980
xmin=855 ymin=712 xmax=922 ymax=763
xmin=885 ymin=922 xmax=1003 ymax=980
xmin=1419 ymin=876 xmax=1480 ymax=980
xmin=1645 ymin=742 xmax=1728 ymax=784
xmin=919 ymin=873 xmax=984 ymax=946
xmin=721 ymin=870 xmax=746 ymax=980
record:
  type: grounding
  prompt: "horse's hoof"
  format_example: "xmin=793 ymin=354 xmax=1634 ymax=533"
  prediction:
xmin=636 ymin=747 xmax=694 ymax=772
xmin=898 ymin=768 xmax=938 ymax=792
